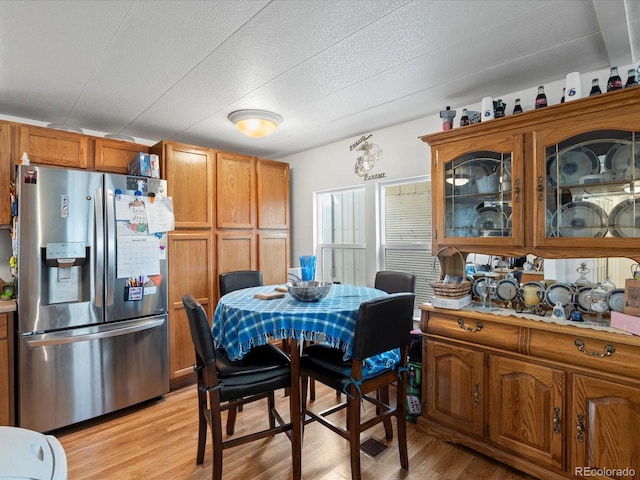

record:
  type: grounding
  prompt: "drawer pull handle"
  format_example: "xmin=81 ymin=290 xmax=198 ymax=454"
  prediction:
xmin=577 ymin=413 xmax=584 ymax=443
xmin=457 ymin=319 xmax=483 ymax=332
xmin=537 ymin=176 xmax=544 ymax=201
xmin=473 ymin=382 xmax=480 ymax=408
xmin=574 ymin=339 xmax=615 ymax=357
xmin=553 ymin=406 xmax=561 ymax=434
xmin=514 ymin=178 xmax=521 ymax=203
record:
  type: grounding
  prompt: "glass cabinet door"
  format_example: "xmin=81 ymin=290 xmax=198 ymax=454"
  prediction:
xmin=544 ymin=130 xmax=639 ymax=241
xmin=444 ymin=151 xmax=513 ymax=240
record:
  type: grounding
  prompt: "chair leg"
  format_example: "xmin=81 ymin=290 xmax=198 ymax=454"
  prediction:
xmin=378 ymin=386 xmax=393 ymax=440
xmin=196 ymin=389 xmax=208 ymax=465
xmin=309 ymin=378 xmax=316 ymax=401
xmin=396 ymin=378 xmax=409 ymax=470
xmin=268 ymin=391 xmax=276 ymax=429
xmin=226 ymin=406 xmax=237 ymax=436
xmin=348 ymin=389 xmax=362 ymax=480
xmin=209 ymin=391 xmax=225 ymax=480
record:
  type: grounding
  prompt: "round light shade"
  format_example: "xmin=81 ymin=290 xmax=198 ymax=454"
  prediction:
xmin=228 ymin=109 xmax=283 ymax=138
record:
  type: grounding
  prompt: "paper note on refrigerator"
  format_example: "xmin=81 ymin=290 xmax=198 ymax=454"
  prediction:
xmin=144 ymin=196 xmax=175 ymax=233
xmin=115 ymin=194 xmax=149 ymax=233
xmin=116 ymin=236 xmax=161 ymax=278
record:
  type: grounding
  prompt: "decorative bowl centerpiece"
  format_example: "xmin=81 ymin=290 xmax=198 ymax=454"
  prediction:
xmin=287 ymin=281 xmax=332 ymax=302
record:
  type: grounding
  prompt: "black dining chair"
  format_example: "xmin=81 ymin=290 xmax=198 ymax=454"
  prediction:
xmin=300 ymin=292 xmax=415 ymax=480
xmin=374 ymin=270 xmax=417 ymax=295
xmin=373 ymin=270 xmax=416 ymax=435
xmin=218 ymin=270 xmax=264 ymax=428
xmin=182 ymin=294 xmax=294 ymax=480
xmin=219 ymin=270 xmax=264 ymax=296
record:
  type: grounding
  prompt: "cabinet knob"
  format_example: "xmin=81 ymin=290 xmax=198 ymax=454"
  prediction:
xmin=576 ymin=413 xmax=585 ymax=443
xmin=553 ymin=406 xmax=561 ymax=434
xmin=537 ymin=176 xmax=544 ymax=201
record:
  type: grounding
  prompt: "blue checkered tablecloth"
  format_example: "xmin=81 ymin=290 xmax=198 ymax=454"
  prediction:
xmin=212 ymin=284 xmax=400 ymax=376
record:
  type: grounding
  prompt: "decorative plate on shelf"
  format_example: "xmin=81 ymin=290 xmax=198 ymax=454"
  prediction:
xmin=551 ymin=201 xmax=608 ymax=238
xmin=547 ymin=146 xmax=599 ymax=186
xmin=607 ymin=288 xmax=625 ymax=313
xmin=496 ymin=278 xmax=519 ymax=302
xmin=544 ymin=283 xmax=574 ymax=307
xmin=575 ymin=286 xmax=592 ymax=313
xmin=475 ymin=206 xmax=507 ymax=234
xmin=604 ymin=143 xmax=640 ymax=179
xmin=472 ymin=276 xmax=488 ymax=300
xmin=608 ymin=198 xmax=640 ymax=238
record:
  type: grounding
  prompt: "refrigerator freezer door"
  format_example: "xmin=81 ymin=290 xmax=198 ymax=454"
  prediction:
xmin=103 ymin=174 xmax=168 ymax=322
xmin=18 ymin=315 xmax=169 ymax=432
xmin=17 ymin=165 xmax=103 ymax=334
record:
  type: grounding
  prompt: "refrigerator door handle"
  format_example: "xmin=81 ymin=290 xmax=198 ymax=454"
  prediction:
xmin=94 ymin=186 xmax=104 ymax=308
xmin=105 ymin=188 xmax=116 ymax=307
xmin=25 ymin=318 xmax=165 ymax=347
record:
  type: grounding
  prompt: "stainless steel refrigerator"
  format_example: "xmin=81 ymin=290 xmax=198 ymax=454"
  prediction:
xmin=16 ymin=164 xmax=170 ymax=432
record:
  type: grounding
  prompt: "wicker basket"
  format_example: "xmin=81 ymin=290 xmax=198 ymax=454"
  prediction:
xmin=431 ymin=280 xmax=472 ymax=299
xmin=431 ymin=247 xmax=471 ymax=299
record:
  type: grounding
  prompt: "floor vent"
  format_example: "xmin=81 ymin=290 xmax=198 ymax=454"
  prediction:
xmin=360 ymin=437 xmax=388 ymax=458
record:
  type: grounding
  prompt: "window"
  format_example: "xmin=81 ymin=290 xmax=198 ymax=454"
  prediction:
xmin=378 ymin=176 xmax=439 ymax=308
xmin=315 ymin=187 xmax=366 ymax=285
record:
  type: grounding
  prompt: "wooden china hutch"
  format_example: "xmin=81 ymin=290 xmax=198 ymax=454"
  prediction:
xmin=419 ymin=88 xmax=640 ymax=480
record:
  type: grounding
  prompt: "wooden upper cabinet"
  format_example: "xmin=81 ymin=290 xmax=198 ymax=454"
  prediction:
xmin=19 ymin=125 xmax=88 ymax=168
xmin=94 ymin=138 xmax=150 ymax=174
xmin=152 ymin=141 xmax=214 ymax=229
xmin=0 ymin=122 xmax=12 ymax=227
xmin=256 ymin=158 xmax=289 ymax=230
xmin=216 ymin=152 xmax=255 ymax=229
xmin=258 ymin=232 xmax=289 ymax=285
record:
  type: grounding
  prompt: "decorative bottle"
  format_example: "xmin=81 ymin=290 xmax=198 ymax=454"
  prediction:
xmin=494 ymin=99 xmax=505 ymax=118
xmin=534 ymin=86 xmax=547 ymax=109
xmin=512 ymin=98 xmax=523 ymax=114
xmin=625 ymin=68 xmax=638 ymax=88
xmin=459 ymin=108 xmax=470 ymax=126
xmin=560 ymin=88 xmax=565 ymax=103
xmin=606 ymin=66 xmax=623 ymax=91
xmin=589 ymin=78 xmax=602 ymax=96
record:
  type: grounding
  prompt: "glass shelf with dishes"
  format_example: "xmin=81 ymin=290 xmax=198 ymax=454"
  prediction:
xmin=444 ymin=151 xmax=513 ymax=239
xmin=545 ymin=130 xmax=640 ymax=239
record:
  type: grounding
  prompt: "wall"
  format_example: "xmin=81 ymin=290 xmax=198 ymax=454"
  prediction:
xmin=281 ymin=64 xmax=638 ymax=287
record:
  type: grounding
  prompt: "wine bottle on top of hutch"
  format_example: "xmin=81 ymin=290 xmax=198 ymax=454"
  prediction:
xmin=589 ymin=78 xmax=602 ymax=96
xmin=534 ymin=86 xmax=547 ymax=109
xmin=607 ymin=66 xmax=623 ymax=91
xmin=624 ymin=68 xmax=638 ymax=88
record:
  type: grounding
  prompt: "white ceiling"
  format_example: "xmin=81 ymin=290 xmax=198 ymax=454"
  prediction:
xmin=1 ymin=0 xmax=638 ymax=159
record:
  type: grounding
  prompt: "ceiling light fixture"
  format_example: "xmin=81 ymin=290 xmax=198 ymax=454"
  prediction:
xmin=228 ymin=109 xmax=283 ymax=138
xmin=46 ymin=123 xmax=83 ymax=134
xmin=445 ymin=168 xmax=470 ymax=186
xmin=104 ymin=133 xmax=136 ymax=143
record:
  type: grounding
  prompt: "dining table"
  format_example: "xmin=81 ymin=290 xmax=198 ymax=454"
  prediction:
xmin=212 ymin=283 xmax=389 ymax=480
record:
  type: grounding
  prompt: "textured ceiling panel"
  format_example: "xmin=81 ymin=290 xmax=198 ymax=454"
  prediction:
xmin=0 ymin=0 xmax=636 ymax=158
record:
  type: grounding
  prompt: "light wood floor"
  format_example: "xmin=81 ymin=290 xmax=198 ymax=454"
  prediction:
xmin=55 ymin=383 xmax=536 ymax=479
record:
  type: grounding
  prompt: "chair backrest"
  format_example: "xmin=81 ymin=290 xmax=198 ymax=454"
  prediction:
xmin=352 ymin=292 xmax=415 ymax=361
xmin=374 ymin=271 xmax=416 ymax=294
xmin=182 ymin=294 xmax=218 ymax=386
xmin=219 ymin=270 xmax=264 ymax=296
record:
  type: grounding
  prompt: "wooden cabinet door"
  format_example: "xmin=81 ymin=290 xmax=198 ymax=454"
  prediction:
xmin=216 ymin=231 xmax=256 ymax=276
xmin=0 ymin=122 xmax=11 ymax=227
xmin=19 ymin=125 xmax=88 ymax=168
xmin=0 ymin=313 xmax=13 ymax=426
xmin=488 ymin=354 xmax=564 ymax=469
xmin=258 ymin=232 xmax=289 ymax=285
xmin=571 ymin=374 xmax=640 ymax=478
xmin=426 ymin=339 xmax=484 ymax=437
xmin=167 ymin=232 xmax=213 ymax=381
xmin=216 ymin=152 xmax=255 ymax=229
xmin=94 ymin=138 xmax=149 ymax=174
xmin=156 ymin=142 xmax=214 ymax=229
xmin=256 ymin=158 xmax=289 ymax=230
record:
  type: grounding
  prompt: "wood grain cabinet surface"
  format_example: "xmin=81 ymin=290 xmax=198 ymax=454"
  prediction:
xmin=0 ymin=122 xmax=12 ymax=227
xmin=94 ymin=138 xmax=150 ymax=174
xmin=0 ymin=312 xmax=15 ymax=426
xmin=420 ymin=89 xmax=640 ymax=478
xmin=19 ymin=125 xmax=89 ymax=168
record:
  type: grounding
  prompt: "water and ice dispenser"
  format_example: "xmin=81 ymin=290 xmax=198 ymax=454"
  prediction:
xmin=41 ymin=242 xmax=90 ymax=305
